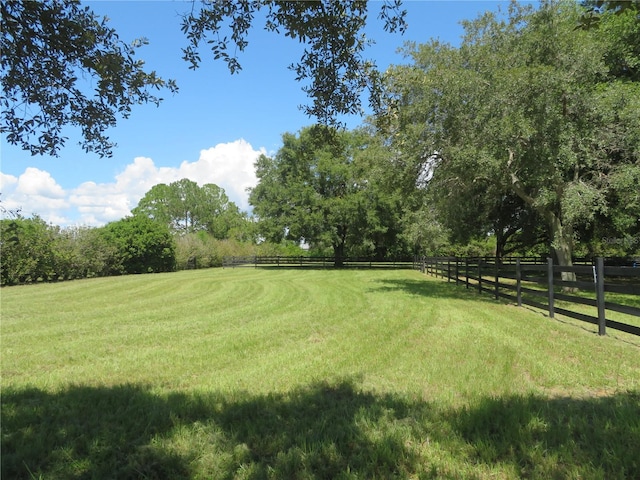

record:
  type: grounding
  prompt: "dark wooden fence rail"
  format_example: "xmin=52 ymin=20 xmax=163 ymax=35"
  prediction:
xmin=416 ymin=256 xmax=640 ymax=337
xmin=223 ymin=256 xmax=415 ymax=269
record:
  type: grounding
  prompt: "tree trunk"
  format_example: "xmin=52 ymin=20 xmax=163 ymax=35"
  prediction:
xmin=508 ymin=157 xmax=575 ymax=285
xmin=547 ymin=212 xmax=577 ymax=288
xmin=333 ymin=225 xmax=348 ymax=267
xmin=333 ymin=242 xmax=345 ymax=268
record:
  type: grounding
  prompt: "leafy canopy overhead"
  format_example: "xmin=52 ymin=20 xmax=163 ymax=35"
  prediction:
xmin=182 ymin=0 xmax=406 ymax=124
xmin=0 ymin=0 xmax=178 ymax=157
xmin=1 ymin=0 xmax=405 ymax=157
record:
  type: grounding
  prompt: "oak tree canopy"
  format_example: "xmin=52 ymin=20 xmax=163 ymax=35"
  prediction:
xmin=1 ymin=0 xmax=406 ymax=157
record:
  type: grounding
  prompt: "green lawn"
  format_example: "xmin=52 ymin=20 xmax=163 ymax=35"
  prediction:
xmin=2 ymin=268 xmax=639 ymax=479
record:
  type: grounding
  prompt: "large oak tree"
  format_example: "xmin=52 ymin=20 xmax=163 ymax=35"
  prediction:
xmin=249 ymin=126 xmax=403 ymax=266
xmin=381 ymin=1 xmax=640 ymax=268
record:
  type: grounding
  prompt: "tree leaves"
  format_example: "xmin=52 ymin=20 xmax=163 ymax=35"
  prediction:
xmin=2 ymin=0 xmax=404 ymax=156
xmin=381 ymin=1 xmax=640 ymax=260
xmin=249 ymin=126 xmax=405 ymax=261
xmin=181 ymin=0 xmax=406 ymax=126
xmin=1 ymin=0 xmax=177 ymax=157
xmin=132 ymin=179 xmax=247 ymax=239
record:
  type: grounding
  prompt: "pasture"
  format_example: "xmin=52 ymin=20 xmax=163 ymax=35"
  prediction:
xmin=2 ymin=268 xmax=639 ymax=479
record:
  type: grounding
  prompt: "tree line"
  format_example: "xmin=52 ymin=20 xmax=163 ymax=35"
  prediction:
xmin=0 ymin=179 xmax=306 ymax=285
xmin=1 ymin=0 xmax=639 ymax=284
xmin=248 ymin=1 xmax=639 ymax=269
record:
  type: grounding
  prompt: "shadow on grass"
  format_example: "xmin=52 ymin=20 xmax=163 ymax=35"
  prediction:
xmin=371 ymin=277 xmax=500 ymax=304
xmin=2 ymin=381 xmax=639 ymax=479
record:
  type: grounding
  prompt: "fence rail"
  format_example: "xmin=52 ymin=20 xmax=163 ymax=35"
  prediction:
xmin=223 ymin=255 xmax=415 ymax=269
xmin=417 ymin=256 xmax=640 ymax=337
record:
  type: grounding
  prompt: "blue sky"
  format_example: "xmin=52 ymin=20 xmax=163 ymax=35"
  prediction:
xmin=1 ymin=0 xmax=516 ymax=226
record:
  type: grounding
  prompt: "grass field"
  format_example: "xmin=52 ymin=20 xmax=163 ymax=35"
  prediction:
xmin=2 ymin=268 xmax=639 ymax=479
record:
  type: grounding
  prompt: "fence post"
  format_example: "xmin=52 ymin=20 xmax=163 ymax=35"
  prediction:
xmin=465 ymin=258 xmax=469 ymax=289
xmin=494 ymin=258 xmax=499 ymax=300
xmin=516 ymin=258 xmax=522 ymax=307
xmin=547 ymin=257 xmax=554 ymax=318
xmin=596 ymin=257 xmax=606 ymax=336
xmin=478 ymin=259 xmax=482 ymax=294
xmin=455 ymin=258 xmax=460 ymax=286
xmin=447 ymin=258 xmax=451 ymax=282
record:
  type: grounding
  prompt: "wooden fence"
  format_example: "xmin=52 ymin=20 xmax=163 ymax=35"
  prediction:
xmin=417 ymin=256 xmax=640 ymax=337
xmin=223 ymin=255 xmax=414 ymax=269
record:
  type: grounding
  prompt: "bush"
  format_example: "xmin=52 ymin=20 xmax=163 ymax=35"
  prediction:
xmin=100 ymin=216 xmax=176 ymax=274
xmin=174 ymin=233 xmax=307 ymax=271
xmin=1 ymin=216 xmax=56 ymax=285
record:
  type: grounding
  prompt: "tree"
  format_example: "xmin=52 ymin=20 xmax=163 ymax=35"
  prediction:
xmin=581 ymin=1 xmax=640 ymax=82
xmin=100 ymin=215 xmax=175 ymax=274
xmin=132 ymin=179 xmax=247 ymax=238
xmin=0 ymin=216 xmax=55 ymax=285
xmin=580 ymin=0 xmax=640 ymax=35
xmin=1 ymin=0 xmax=177 ymax=157
xmin=197 ymin=183 xmax=248 ymax=240
xmin=181 ymin=0 xmax=406 ymax=124
xmin=400 ymin=206 xmax=450 ymax=256
xmin=249 ymin=125 xmax=402 ymax=266
xmin=2 ymin=0 xmax=405 ymax=157
xmin=381 ymin=1 xmax=640 ymax=272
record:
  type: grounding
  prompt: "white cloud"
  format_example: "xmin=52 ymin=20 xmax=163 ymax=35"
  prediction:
xmin=0 ymin=139 xmax=265 ymax=227
xmin=1 ymin=168 xmax=70 ymax=222
xmin=0 ymin=173 xmax=20 ymax=213
xmin=190 ymin=139 xmax=263 ymax=210
xmin=0 ymin=172 xmax=18 ymax=189
xmin=16 ymin=167 xmax=66 ymax=198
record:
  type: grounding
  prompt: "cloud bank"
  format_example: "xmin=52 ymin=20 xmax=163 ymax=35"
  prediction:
xmin=1 ymin=139 xmax=265 ymax=226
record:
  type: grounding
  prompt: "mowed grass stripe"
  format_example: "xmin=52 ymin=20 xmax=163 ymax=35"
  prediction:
xmin=2 ymin=268 xmax=640 ymax=479
xmin=2 ymin=268 xmax=638 ymax=396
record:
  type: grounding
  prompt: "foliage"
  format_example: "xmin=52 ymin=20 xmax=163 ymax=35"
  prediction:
xmin=0 ymin=213 xmax=306 ymax=285
xmin=181 ymin=0 xmax=406 ymax=124
xmin=173 ymin=232 xmax=301 ymax=270
xmin=593 ymin=3 xmax=640 ymax=82
xmin=132 ymin=179 xmax=249 ymax=239
xmin=0 ymin=216 xmax=55 ymax=285
xmin=49 ymin=225 xmax=120 ymax=280
xmin=381 ymin=1 xmax=640 ymax=265
xmin=1 ymin=0 xmax=405 ymax=157
xmin=580 ymin=0 xmax=640 ymax=46
xmin=0 ymin=216 xmax=178 ymax=284
xmin=400 ymin=205 xmax=451 ymax=256
xmin=100 ymin=216 xmax=175 ymax=274
xmin=249 ymin=126 xmax=406 ymax=265
xmin=0 ymin=0 xmax=177 ymax=157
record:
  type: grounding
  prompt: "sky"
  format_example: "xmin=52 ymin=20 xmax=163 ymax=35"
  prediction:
xmin=1 ymin=0 xmax=519 ymax=227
